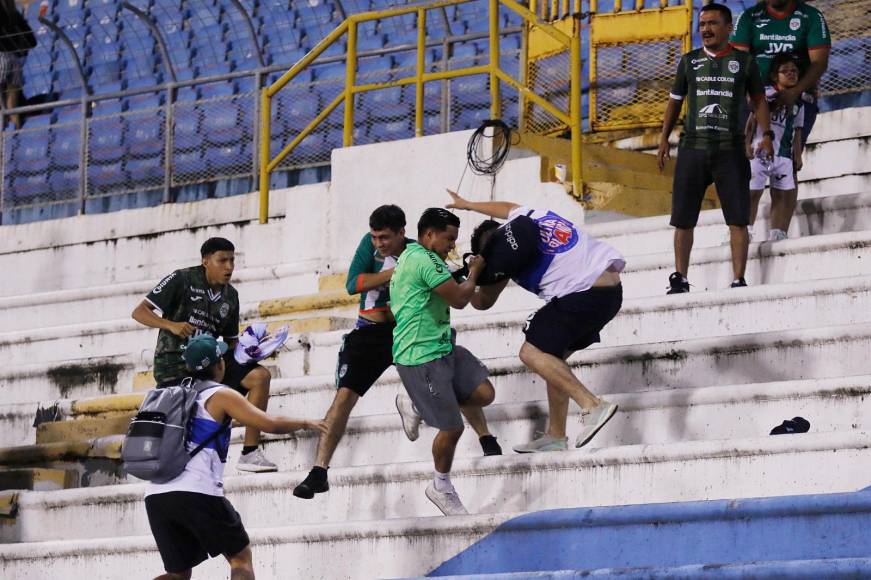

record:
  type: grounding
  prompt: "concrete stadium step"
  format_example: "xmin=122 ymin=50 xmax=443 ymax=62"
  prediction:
xmin=587 ymin=190 xmax=871 ymax=257
xmin=4 ymin=429 xmax=869 ymax=544
xmin=417 ymin=489 xmax=871 ymax=578
xmin=4 ymin=227 xmax=870 ymax=371
xmin=0 ymin=513 xmax=513 ymax=579
xmin=0 ymin=261 xmax=322 ymax=333
xmin=227 ymin=374 xmax=871 ymax=472
xmin=0 ymin=469 xmax=79 ymax=493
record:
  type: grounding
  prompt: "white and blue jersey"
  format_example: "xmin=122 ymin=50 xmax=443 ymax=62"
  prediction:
xmin=505 ymin=206 xmax=625 ymax=301
xmin=144 ymin=382 xmax=232 ymax=498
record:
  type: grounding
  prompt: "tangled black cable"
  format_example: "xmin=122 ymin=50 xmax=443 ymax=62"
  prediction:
xmin=466 ymin=119 xmax=513 ymax=176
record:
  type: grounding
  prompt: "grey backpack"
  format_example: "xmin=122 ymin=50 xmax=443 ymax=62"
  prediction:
xmin=122 ymin=378 xmax=230 ymax=483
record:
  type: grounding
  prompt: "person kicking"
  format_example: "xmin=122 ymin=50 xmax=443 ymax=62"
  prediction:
xmin=293 ymin=206 xmax=500 ymax=500
xmin=446 ymin=190 xmax=625 ymax=452
xmin=390 ymin=208 xmax=497 ymax=515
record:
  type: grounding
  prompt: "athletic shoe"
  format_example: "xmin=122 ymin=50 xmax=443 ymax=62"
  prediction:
xmin=512 ymin=432 xmax=568 ymax=453
xmin=575 ymin=401 xmax=619 ymax=448
xmin=425 ymin=482 xmax=469 ymax=516
xmin=396 ymin=393 xmax=422 ymax=441
xmin=236 ymin=448 xmax=278 ymax=473
xmin=730 ymin=277 xmax=748 ymax=288
xmin=768 ymin=228 xmax=788 ymax=241
xmin=666 ymin=272 xmax=689 ymax=294
xmin=292 ymin=468 xmax=329 ymax=499
xmin=479 ymin=435 xmax=502 ymax=456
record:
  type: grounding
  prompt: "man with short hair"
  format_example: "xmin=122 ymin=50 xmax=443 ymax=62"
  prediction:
xmin=132 ymin=237 xmax=278 ymax=473
xmin=731 ymin=0 xmax=830 ymax=234
xmin=658 ymin=2 xmax=774 ymax=292
xmin=390 ymin=208 xmax=496 ymax=515
xmin=446 ymin=190 xmax=625 ymax=453
xmin=144 ymin=334 xmax=327 ymax=580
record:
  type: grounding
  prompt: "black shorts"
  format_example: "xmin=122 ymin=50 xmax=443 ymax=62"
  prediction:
xmin=671 ymin=147 xmax=751 ymax=228
xmin=335 ymin=322 xmax=395 ymax=396
xmin=523 ymin=285 xmax=623 ymax=358
xmin=221 ymin=352 xmax=263 ymax=394
xmin=145 ymin=491 xmax=250 ymax=573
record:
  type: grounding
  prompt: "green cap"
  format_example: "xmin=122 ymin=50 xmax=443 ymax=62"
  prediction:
xmin=182 ymin=335 xmax=229 ymax=372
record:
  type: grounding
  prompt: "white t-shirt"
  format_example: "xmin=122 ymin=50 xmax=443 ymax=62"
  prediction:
xmin=506 ymin=206 xmax=626 ymax=301
xmin=144 ymin=383 xmax=230 ymax=498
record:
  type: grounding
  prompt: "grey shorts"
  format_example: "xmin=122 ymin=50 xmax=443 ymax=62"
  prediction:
xmin=395 ymin=345 xmax=489 ymax=431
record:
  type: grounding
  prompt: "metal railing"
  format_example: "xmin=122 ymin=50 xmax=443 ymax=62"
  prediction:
xmin=260 ymin=0 xmax=582 ymax=222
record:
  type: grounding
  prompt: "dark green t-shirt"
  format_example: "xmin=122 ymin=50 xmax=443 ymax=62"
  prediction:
xmin=670 ymin=47 xmax=764 ymax=150
xmin=389 ymin=243 xmax=453 ymax=366
xmin=731 ymin=1 xmax=831 ymax=84
xmin=145 ymin=265 xmax=240 ymax=384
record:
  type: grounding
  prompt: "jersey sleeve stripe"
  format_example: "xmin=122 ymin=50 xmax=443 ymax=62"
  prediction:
xmin=730 ymin=42 xmax=750 ymax=49
xmin=807 ymin=44 xmax=831 ymax=51
xmin=669 ymin=93 xmax=685 ymax=101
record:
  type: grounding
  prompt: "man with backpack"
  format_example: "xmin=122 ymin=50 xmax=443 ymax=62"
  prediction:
xmin=132 ymin=237 xmax=278 ymax=473
xmin=133 ymin=334 xmax=327 ymax=580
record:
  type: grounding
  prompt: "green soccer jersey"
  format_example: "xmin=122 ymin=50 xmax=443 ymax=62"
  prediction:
xmin=145 ymin=265 xmax=240 ymax=384
xmin=731 ymin=1 xmax=830 ymax=84
xmin=671 ymin=47 xmax=764 ymax=150
xmin=389 ymin=242 xmax=453 ymax=366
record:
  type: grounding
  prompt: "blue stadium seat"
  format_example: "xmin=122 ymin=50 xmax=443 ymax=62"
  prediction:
xmin=11 ymin=173 xmax=49 ymax=202
xmin=453 ymin=75 xmax=490 ymax=108
xmin=291 ymin=131 xmax=325 ymax=159
xmin=87 ymin=160 xmax=127 ymax=192
xmin=25 ymin=113 xmax=55 ymax=128
xmin=173 ymin=148 xmax=203 ymax=178
xmin=125 ymin=77 xmax=165 ymax=110
xmin=314 ymin=61 xmax=345 ymax=80
xmin=277 ymin=91 xmax=320 ymax=132
xmin=15 ymin=131 xmax=51 ymax=174
xmin=173 ymin=108 xmax=201 ymax=151
xmin=369 ymin=118 xmax=410 ymax=141
xmin=52 ymin=124 xmax=83 ymax=169
xmin=89 ymin=118 xmax=125 ymax=163
xmin=127 ymin=156 xmax=165 ymax=186
xmin=126 ymin=116 xmax=164 ymax=158
xmin=454 ymin=106 xmax=489 ymax=130
xmin=369 ymin=86 xmax=402 ymax=106
xmin=48 ymin=167 xmax=81 ymax=195
xmin=371 ymin=101 xmax=411 ymax=121
xmin=205 ymin=142 xmax=252 ymax=174
xmin=200 ymin=100 xmax=244 ymax=145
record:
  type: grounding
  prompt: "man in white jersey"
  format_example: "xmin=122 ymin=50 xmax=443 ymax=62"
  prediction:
xmin=446 ymin=191 xmax=625 ymax=452
xmin=144 ymin=335 xmax=327 ymax=580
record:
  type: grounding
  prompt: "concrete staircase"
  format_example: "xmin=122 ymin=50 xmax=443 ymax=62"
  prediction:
xmin=1 ymin=118 xmax=870 ymax=576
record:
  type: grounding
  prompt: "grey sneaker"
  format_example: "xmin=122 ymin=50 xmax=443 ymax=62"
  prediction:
xmin=512 ymin=432 xmax=568 ymax=453
xmin=575 ymin=401 xmax=618 ymax=448
xmin=768 ymin=228 xmax=788 ymax=241
xmin=396 ymin=393 xmax=422 ymax=441
xmin=425 ymin=482 xmax=469 ymax=516
xmin=236 ymin=448 xmax=278 ymax=473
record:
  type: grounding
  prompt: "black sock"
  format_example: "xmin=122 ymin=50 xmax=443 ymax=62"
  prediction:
xmin=310 ymin=466 xmax=328 ymax=480
xmin=479 ymin=435 xmax=502 ymax=456
xmin=241 ymin=445 xmax=258 ymax=455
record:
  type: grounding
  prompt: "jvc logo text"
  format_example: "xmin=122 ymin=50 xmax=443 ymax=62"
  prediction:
xmin=768 ymin=42 xmax=794 ymax=53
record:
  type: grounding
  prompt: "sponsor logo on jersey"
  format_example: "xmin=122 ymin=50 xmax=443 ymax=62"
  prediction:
xmin=699 ymin=103 xmax=728 ymax=120
xmin=728 ymin=60 xmax=739 ymax=74
xmin=503 ymin=222 xmax=520 ymax=250
xmin=191 ymin=296 xmax=203 ymax=302
xmin=535 ymin=212 xmax=578 ymax=254
xmin=697 ymin=76 xmax=735 ymax=83
xmin=759 ymin=33 xmax=797 ymax=41
xmin=789 ymin=17 xmax=801 ymax=31
xmin=151 ymin=272 xmax=176 ymax=294
xmin=693 ymin=62 xmax=705 ymax=70
xmin=697 ymin=88 xmax=734 ymax=97
xmin=427 ymin=252 xmax=445 ymax=273
xmin=219 ymin=302 xmax=230 ymax=318
xmin=755 ymin=20 xmax=770 ymax=28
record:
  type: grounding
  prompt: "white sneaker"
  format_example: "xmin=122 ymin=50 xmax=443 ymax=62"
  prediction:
xmin=768 ymin=228 xmax=788 ymax=241
xmin=395 ymin=393 xmax=422 ymax=441
xmin=513 ymin=432 xmax=568 ymax=453
xmin=425 ymin=482 xmax=469 ymax=516
xmin=575 ymin=401 xmax=619 ymax=448
xmin=236 ymin=448 xmax=278 ymax=473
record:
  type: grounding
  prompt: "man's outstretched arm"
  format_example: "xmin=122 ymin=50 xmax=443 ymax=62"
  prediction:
xmin=446 ymin=189 xmax=519 ymax=219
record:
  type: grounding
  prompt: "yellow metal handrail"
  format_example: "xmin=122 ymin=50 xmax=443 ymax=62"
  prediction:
xmin=259 ymin=0 xmax=579 ymax=223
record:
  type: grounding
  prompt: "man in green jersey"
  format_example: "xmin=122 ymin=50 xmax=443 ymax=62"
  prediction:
xmin=658 ymin=2 xmax=774 ymax=294
xmin=732 ymin=0 xmax=830 ymax=230
xmin=390 ymin=208 xmax=496 ymax=516
xmin=132 ymin=237 xmax=277 ymax=473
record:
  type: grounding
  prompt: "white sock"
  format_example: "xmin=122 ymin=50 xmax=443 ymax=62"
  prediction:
xmin=433 ymin=470 xmax=453 ymax=493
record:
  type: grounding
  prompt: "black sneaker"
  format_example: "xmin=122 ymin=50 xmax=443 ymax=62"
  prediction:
xmin=479 ymin=435 xmax=502 ymax=456
xmin=730 ymin=277 xmax=748 ymax=288
xmin=667 ymin=272 xmax=690 ymax=294
xmin=293 ymin=467 xmax=329 ymax=499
